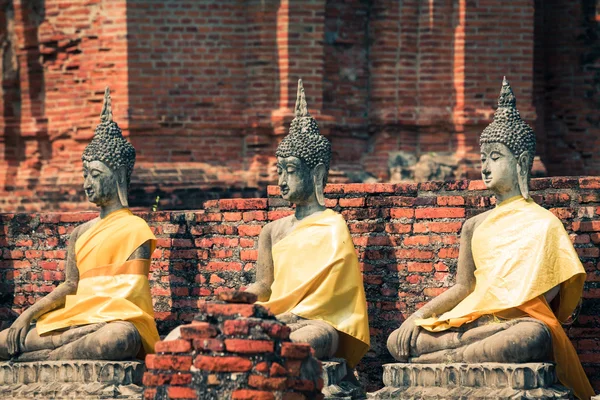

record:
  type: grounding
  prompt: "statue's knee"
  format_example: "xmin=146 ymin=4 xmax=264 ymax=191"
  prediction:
xmin=386 ymin=329 xmax=400 ymax=356
xmin=290 ymin=321 xmax=338 ymax=359
xmin=100 ymin=322 xmax=141 ymax=359
xmin=518 ymin=320 xmax=552 ymax=360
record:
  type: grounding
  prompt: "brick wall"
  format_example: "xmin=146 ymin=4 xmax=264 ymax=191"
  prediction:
xmin=1 ymin=179 xmax=600 ymax=391
xmin=0 ymin=0 xmax=598 ymax=212
xmin=535 ymin=0 xmax=600 ymax=177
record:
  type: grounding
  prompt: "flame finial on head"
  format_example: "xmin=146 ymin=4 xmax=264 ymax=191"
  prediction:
xmin=100 ymin=87 xmax=113 ymax=124
xmin=295 ymin=79 xmax=309 ymax=118
xmin=497 ymin=76 xmax=516 ymax=109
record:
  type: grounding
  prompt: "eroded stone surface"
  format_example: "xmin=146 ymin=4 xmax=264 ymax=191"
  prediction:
xmin=368 ymin=363 xmax=572 ymax=399
xmin=0 ymin=360 xmax=144 ymax=399
xmin=322 ymin=358 xmax=364 ymax=399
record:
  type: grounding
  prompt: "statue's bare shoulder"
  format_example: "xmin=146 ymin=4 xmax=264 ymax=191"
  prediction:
xmin=263 ymin=215 xmax=296 ymax=246
xmin=462 ymin=209 xmax=493 ymax=238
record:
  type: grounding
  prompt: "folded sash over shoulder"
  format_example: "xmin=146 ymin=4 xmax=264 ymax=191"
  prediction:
xmin=79 ymin=259 xmax=150 ymax=280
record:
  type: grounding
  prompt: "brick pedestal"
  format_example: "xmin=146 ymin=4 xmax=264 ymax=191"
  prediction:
xmin=143 ymin=298 xmax=324 ymax=400
xmin=367 ymin=363 xmax=572 ymax=399
xmin=0 ymin=360 xmax=144 ymax=399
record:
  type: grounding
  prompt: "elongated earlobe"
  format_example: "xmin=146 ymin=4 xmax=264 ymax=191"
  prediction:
xmin=116 ymin=167 xmax=129 ymax=207
xmin=313 ymin=163 xmax=326 ymax=207
xmin=517 ymin=152 xmax=530 ymax=200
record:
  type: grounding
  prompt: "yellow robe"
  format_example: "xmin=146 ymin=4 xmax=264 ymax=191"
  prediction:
xmin=416 ymin=196 xmax=594 ymax=400
xmin=258 ymin=209 xmax=370 ymax=368
xmin=36 ymin=208 xmax=160 ymax=356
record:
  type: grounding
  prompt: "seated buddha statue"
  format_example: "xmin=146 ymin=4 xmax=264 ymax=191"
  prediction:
xmin=0 ymin=88 xmax=159 ymax=361
xmin=245 ymin=79 xmax=370 ymax=368
xmin=387 ymin=78 xmax=594 ymax=400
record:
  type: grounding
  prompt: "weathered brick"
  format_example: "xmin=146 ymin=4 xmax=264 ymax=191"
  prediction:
xmin=281 ymin=342 xmax=311 ymax=359
xmin=248 ymin=374 xmax=288 ymax=390
xmin=194 ymin=355 xmax=253 ymax=372
xmin=225 ymin=339 xmax=274 ymax=353
xmin=154 ymin=339 xmax=192 ymax=354
xmin=232 ymin=389 xmax=275 ymax=400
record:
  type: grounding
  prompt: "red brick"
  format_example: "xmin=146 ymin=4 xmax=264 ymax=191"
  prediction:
xmin=223 ymin=319 xmax=251 ymax=335
xmin=193 ymin=338 xmax=225 ymax=352
xmin=154 ymin=339 xmax=192 ymax=354
xmin=407 ymin=262 xmax=433 ymax=272
xmin=144 ymin=388 xmax=157 ymax=400
xmin=281 ymin=342 xmax=312 ymax=359
xmin=415 ymin=207 xmax=465 ymax=219
xmin=390 ymin=208 xmax=414 ymax=219
xmin=232 ymin=390 xmax=275 ymax=400
xmin=248 ymin=374 xmax=288 ymax=390
xmin=225 ymin=339 xmax=274 ymax=353
xmin=437 ymin=196 xmax=465 ymax=206
xmin=238 ymin=225 xmax=262 ymax=237
xmin=145 ymin=354 xmax=192 ymax=371
xmin=167 ymin=386 xmax=197 ymax=399
xmin=255 ymin=361 xmax=269 ymax=373
xmin=270 ymin=362 xmax=288 ymax=377
xmin=179 ymin=323 xmax=218 ymax=339
xmin=413 ymin=221 xmax=463 ymax=233
xmin=194 ymin=355 xmax=253 ymax=372
xmin=143 ymin=372 xmax=192 ymax=386
xmin=339 ymin=197 xmax=365 ymax=207
xmin=201 ymin=303 xmax=257 ymax=318
xmin=261 ymin=321 xmax=291 ymax=339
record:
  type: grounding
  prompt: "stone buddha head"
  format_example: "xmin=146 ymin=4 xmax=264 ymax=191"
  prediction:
xmin=81 ymin=88 xmax=136 ymax=207
xmin=275 ymin=79 xmax=332 ymax=207
xmin=479 ymin=77 xmax=536 ymax=199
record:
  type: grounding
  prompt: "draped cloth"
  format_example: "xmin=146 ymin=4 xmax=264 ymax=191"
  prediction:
xmin=257 ymin=209 xmax=370 ymax=368
xmin=36 ymin=208 xmax=160 ymax=356
xmin=415 ymin=196 xmax=593 ymax=400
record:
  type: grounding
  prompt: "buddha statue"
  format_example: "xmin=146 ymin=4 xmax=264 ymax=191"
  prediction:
xmin=386 ymin=78 xmax=594 ymax=400
xmin=0 ymin=88 xmax=159 ymax=361
xmin=245 ymin=79 xmax=370 ymax=368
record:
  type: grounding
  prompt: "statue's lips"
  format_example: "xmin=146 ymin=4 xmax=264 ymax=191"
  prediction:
xmin=85 ymin=190 xmax=95 ymax=197
xmin=280 ymin=188 xmax=289 ymax=195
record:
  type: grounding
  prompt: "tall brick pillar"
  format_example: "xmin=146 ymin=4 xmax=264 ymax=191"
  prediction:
xmin=10 ymin=0 xmax=49 ymax=186
xmin=271 ymin=0 xmax=327 ymax=134
xmin=453 ymin=0 xmax=536 ymax=177
xmin=365 ymin=0 xmax=457 ymax=179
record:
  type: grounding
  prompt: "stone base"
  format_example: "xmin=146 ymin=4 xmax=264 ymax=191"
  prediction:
xmin=322 ymin=358 xmax=365 ymax=399
xmin=0 ymin=360 xmax=144 ymax=399
xmin=368 ymin=363 xmax=572 ymax=399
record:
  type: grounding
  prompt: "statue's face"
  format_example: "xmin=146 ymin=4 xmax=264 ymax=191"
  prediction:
xmin=480 ymin=142 xmax=519 ymax=194
xmin=82 ymin=160 xmax=119 ymax=206
xmin=276 ymin=156 xmax=314 ymax=204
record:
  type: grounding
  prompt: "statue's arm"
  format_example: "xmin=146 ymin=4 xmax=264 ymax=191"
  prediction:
xmin=412 ymin=216 xmax=478 ymax=319
xmin=21 ymin=223 xmax=84 ymax=321
xmin=127 ymin=240 xmax=152 ymax=260
xmin=245 ymin=224 xmax=274 ymax=302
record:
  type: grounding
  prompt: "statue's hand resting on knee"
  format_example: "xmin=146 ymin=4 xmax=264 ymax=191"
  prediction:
xmin=6 ymin=312 xmax=34 ymax=356
xmin=387 ymin=311 xmax=424 ymax=362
